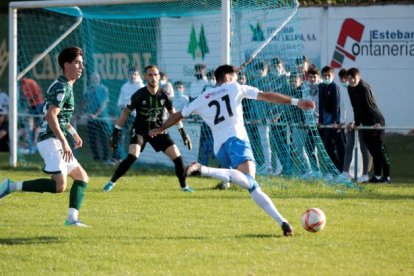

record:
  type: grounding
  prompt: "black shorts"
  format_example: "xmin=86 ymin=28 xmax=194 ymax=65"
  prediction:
xmin=130 ymin=130 xmax=175 ymax=152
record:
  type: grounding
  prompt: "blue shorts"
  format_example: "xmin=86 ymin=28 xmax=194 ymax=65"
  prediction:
xmin=216 ymin=137 xmax=255 ymax=169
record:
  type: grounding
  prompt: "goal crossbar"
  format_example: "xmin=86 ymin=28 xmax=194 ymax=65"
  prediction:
xmin=9 ymin=0 xmax=178 ymax=9
xmin=8 ymin=0 xmax=231 ymax=167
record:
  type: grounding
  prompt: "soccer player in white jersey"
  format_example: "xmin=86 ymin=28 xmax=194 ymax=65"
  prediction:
xmin=149 ymin=65 xmax=315 ymax=236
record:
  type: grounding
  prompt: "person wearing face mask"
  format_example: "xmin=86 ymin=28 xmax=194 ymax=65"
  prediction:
xmin=346 ymin=67 xmax=390 ymax=184
xmin=307 ymin=66 xmax=321 ymax=122
xmin=296 ymin=56 xmax=310 ymax=81
xmin=269 ymin=57 xmax=290 ymax=91
xmin=304 ymin=66 xmax=322 ymax=176
xmin=250 ymin=61 xmax=283 ymax=176
xmin=318 ymin=66 xmax=346 ymax=173
xmin=172 ymin=81 xmax=189 ymax=112
xmin=82 ymin=72 xmax=111 ymax=163
xmin=159 ymin=71 xmax=174 ymax=98
xmin=189 ymin=63 xmax=209 ymax=101
xmin=338 ymin=68 xmax=371 ymax=183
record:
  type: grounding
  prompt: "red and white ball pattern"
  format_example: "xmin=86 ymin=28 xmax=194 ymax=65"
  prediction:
xmin=301 ymin=208 xmax=326 ymax=232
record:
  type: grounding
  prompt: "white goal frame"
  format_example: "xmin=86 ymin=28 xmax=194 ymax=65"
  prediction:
xmin=8 ymin=0 xmax=232 ymax=167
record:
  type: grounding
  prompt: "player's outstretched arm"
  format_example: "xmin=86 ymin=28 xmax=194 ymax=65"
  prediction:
xmin=168 ymin=108 xmax=192 ymax=150
xmin=149 ymin=111 xmax=184 ymax=137
xmin=257 ymin=92 xmax=315 ymax=110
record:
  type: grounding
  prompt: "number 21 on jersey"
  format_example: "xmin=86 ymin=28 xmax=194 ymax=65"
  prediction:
xmin=208 ymin=94 xmax=233 ymax=125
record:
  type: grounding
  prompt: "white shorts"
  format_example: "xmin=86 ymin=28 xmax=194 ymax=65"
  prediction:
xmin=37 ymin=138 xmax=80 ymax=175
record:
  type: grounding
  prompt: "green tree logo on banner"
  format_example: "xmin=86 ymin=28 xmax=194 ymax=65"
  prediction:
xmin=250 ymin=22 xmax=265 ymax=42
xmin=188 ymin=24 xmax=209 ymax=60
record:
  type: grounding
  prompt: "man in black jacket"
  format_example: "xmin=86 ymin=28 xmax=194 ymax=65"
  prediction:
xmin=346 ymin=68 xmax=390 ymax=183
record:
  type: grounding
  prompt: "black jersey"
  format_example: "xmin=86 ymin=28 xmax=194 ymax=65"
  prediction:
xmin=127 ymin=86 xmax=173 ymax=135
xmin=348 ymin=79 xmax=385 ymax=126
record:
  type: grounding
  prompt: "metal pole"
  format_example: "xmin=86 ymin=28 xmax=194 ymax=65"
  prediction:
xmin=221 ymin=0 xmax=231 ymax=64
xmin=8 ymin=6 xmax=18 ymax=167
xmin=353 ymin=128 xmax=359 ymax=181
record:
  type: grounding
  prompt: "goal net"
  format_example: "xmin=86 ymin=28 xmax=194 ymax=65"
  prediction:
xmin=10 ymin=0 xmax=352 ymax=186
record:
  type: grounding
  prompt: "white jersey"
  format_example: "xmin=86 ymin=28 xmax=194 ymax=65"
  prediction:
xmin=189 ymin=78 xmax=209 ymax=99
xmin=181 ymin=81 xmax=259 ymax=154
xmin=117 ymin=80 xmax=144 ymax=109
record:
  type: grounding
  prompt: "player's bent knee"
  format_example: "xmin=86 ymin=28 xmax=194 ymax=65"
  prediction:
xmin=70 ymin=166 xmax=89 ymax=183
xmin=243 ymin=173 xmax=260 ymax=193
xmin=55 ymin=181 xmax=67 ymax=193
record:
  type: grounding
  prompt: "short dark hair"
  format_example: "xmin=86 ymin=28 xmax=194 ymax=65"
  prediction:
xmin=254 ymin=61 xmax=268 ymax=71
xmin=144 ymin=65 xmax=159 ymax=73
xmin=338 ymin=68 xmax=348 ymax=78
xmin=207 ymin=70 xmax=215 ymax=79
xmin=308 ymin=66 xmax=319 ymax=76
xmin=321 ymin=66 xmax=334 ymax=75
xmin=271 ymin=57 xmax=281 ymax=65
xmin=128 ymin=66 xmax=138 ymax=73
xmin=295 ymin=55 xmax=308 ymax=65
xmin=58 ymin=46 xmax=82 ymax=70
xmin=214 ymin=65 xmax=238 ymax=82
xmin=194 ymin=63 xmax=206 ymax=72
xmin=347 ymin=68 xmax=360 ymax=78
xmin=174 ymin=81 xmax=184 ymax=87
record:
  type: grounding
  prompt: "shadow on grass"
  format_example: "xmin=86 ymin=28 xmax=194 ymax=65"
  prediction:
xmin=238 ymin=233 xmax=281 ymax=239
xmin=0 ymin=236 xmax=65 ymax=245
xmin=129 ymin=235 xmax=208 ymax=241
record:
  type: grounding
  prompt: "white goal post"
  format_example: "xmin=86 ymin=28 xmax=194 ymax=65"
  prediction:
xmin=8 ymin=0 xmax=232 ymax=167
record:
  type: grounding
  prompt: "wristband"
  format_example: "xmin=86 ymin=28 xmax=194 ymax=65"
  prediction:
xmin=68 ymin=127 xmax=77 ymax=136
xmin=115 ymin=124 xmax=122 ymax=130
xmin=176 ymin=121 xmax=184 ymax=129
xmin=291 ymin=98 xmax=299 ymax=106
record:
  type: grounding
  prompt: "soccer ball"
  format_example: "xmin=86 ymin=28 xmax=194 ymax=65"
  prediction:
xmin=301 ymin=208 xmax=326 ymax=232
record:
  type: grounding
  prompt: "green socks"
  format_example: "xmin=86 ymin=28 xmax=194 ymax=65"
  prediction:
xmin=69 ymin=180 xmax=88 ymax=210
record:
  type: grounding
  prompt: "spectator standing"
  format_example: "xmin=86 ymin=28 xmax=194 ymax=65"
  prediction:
xmin=338 ymin=68 xmax=371 ymax=183
xmin=296 ymin=56 xmax=310 ymax=81
xmin=318 ymin=66 xmax=346 ymax=172
xmin=304 ymin=66 xmax=322 ymax=175
xmin=189 ymin=64 xmax=213 ymax=165
xmin=189 ymin=63 xmax=209 ymax=101
xmin=21 ymin=78 xmax=45 ymax=153
xmin=160 ymin=71 xmax=174 ymax=98
xmin=346 ymin=68 xmax=390 ymax=183
xmin=172 ymin=81 xmax=189 ymax=112
xmin=287 ymin=73 xmax=314 ymax=178
xmin=83 ymin=72 xmax=111 ymax=163
xmin=116 ymin=66 xmax=145 ymax=159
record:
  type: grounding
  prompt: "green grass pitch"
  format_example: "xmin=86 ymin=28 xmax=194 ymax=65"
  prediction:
xmin=1 ymin=134 xmax=413 ymax=274
xmin=0 ymin=168 xmax=413 ymax=275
